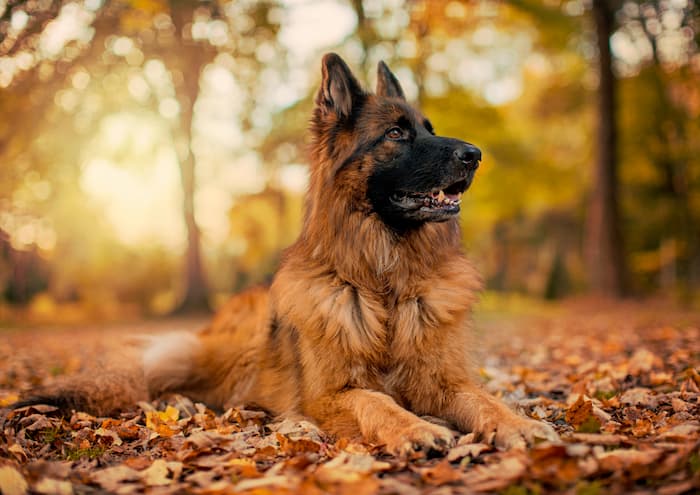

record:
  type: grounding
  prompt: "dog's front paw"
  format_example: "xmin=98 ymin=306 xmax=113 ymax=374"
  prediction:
xmin=492 ymin=417 xmax=559 ymax=450
xmin=384 ymin=421 xmax=455 ymax=458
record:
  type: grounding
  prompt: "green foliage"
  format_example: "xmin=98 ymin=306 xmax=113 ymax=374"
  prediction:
xmin=593 ymin=390 xmax=616 ymax=400
xmin=41 ymin=427 xmax=64 ymax=444
xmin=576 ymin=416 xmax=601 ymax=434
xmin=575 ymin=480 xmax=602 ymax=495
xmin=689 ymin=453 xmax=700 ymax=474
xmin=501 ymin=484 xmax=542 ymax=495
xmin=64 ymin=446 xmax=107 ymax=461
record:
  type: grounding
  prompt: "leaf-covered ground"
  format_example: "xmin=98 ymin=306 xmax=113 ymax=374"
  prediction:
xmin=1 ymin=300 xmax=699 ymax=494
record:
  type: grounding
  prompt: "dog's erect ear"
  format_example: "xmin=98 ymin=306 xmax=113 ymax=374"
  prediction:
xmin=316 ymin=53 xmax=364 ymax=118
xmin=376 ymin=61 xmax=406 ymax=100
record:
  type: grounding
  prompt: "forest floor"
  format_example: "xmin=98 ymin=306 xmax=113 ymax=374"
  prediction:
xmin=0 ymin=298 xmax=699 ymax=494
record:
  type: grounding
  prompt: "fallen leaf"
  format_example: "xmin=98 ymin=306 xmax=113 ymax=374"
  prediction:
xmin=628 ymin=348 xmax=660 ymax=374
xmin=315 ymin=453 xmax=390 ymax=483
xmin=276 ymin=432 xmax=321 ymax=455
xmin=228 ymin=458 xmax=261 ymax=477
xmin=141 ymin=459 xmax=181 ymax=486
xmin=234 ymin=475 xmax=292 ymax=492
xmin=619 ymin=387 xmax=657 ymax=407
xmin=566 ymin=395 xmax=601 ymax=432
xmin=659 ymin=423 xmax=700 ymax=440
xmin=416 ymin=459 xmax=463 ymax=486
xmin=529 ymin=444 xmax=581 ymax=483
xmin=94 ymin=427 xmax=123 ymax=446
xmin=123 ymin=457 xmax=153 ymax=470
xmin=567 ymin=433 xmax=627 ymax=445
xmin=595 ymin=448 xmax=663 ymax=474
xmin=8 ymin=444 xmax=27 ymax=462
xmin=91 ymin=465 xmax=140 ymax=492
xmin=462 ymin=455 xmax=527 ymax=491
xmin=446 ymin=442 xmax=490 ymax=462
xmin=34 ymin=478 xmax=73 ymax=495
xmin=0 ymin=466 xmax=28 ymax=495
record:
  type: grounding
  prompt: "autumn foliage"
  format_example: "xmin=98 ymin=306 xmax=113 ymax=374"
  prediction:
xmin=1 ymin=302 xmax=698 ymax=494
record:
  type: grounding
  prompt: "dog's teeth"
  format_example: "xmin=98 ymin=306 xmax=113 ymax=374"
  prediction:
xmin=437 ymin=190 xmax=445 ymax=202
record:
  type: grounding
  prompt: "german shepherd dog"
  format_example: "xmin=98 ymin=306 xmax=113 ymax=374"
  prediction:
xmin=15 ymin=54 xmax=558 ymax=456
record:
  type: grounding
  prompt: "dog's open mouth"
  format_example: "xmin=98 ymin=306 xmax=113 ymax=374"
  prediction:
xmin=390 ymin=178 xmax=469 ymax=213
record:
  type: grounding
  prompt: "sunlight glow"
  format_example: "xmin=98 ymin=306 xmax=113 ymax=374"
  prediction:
xmin=39 ymin=3 xmax=95 ymax=59
xmin=277 ymin=164 xmax=309 ymax=194
xmin=80 ymin=156 xmax=185 ymax=249
xmin=279 ymin=1 xmax=357 ymax=64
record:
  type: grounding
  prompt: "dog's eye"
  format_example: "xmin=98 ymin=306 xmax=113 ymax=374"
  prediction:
xmin=385 ymin=127 xmax=404 ymax=140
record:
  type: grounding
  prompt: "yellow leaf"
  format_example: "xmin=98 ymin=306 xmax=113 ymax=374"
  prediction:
xmin=0 ymin=394 xmax=19 ymax=407
xmin=145 ymin=405 xmax=180 ymax=431
xmin=161 ymin=405 xmax=180 ymax=422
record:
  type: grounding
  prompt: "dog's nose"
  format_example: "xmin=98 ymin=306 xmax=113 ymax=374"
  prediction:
xmin=454 ymin=145 xmax=481 ymax=169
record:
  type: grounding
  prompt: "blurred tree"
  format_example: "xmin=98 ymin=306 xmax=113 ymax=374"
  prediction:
xmin=586 ymin=0 xmax=627 ymax=297
xmin=0 ymin=0 xmax=287 ymax=314
xmin=614 ymin=0 xmax=700 ymax=295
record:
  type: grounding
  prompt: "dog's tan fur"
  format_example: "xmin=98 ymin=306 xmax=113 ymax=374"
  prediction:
xmin=17 ymin=54 xmax=557 ymax=456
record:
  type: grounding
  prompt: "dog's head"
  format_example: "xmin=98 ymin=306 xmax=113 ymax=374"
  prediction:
xmin=310 ymin=53 xmax=481 ymax=232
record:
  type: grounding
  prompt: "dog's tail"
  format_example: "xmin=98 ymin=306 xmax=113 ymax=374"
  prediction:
xmin=11 ymin=286 xmax=270 ymax=416
xmin=11 ymin=331 xmax=203 ymax=416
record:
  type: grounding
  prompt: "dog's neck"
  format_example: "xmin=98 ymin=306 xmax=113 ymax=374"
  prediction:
xmin=298 ymin=187 xmax=464 ymax=292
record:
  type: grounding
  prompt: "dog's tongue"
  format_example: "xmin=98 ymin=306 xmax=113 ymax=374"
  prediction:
xmin=432 ymin=190 xmax=446 ymax=202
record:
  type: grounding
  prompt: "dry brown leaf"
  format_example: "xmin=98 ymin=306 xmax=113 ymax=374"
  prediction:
xmin=8 ymin=444 xmax=27 ymax=462
xmin=276 ymin=432 xmax=321 ymax=455
xmin=657 ymin=480 xmax=699 ymax=495
xmin=446 ymin=442 xmax=490 ymax=462
xmin=234 ymin=474 xmax=292 ymax=492
xmin=94 ymin=427 xmax=123 ymax=446
xmin=315 ymin=452 xmax=390 ymax=484
xmin=137 ymin=459 xmax=183 ymax=487
xmin=0 ymin=466 xmax=28 ymax=495
xmin=90 ymin=465 xmax=140 ymax=492
xmin=595 ymin=448 xmax=663 ymax=472
xmin=567 ymin=433 xmax=627 ymax=445
xmin=628 ymin=348 xmax=660 ymax=374
xmin=228 ymin=458 xmax=262 ymax=477
xmin=123 ymin=457 xmax=153 ymax=470
xmin=566 ymin=395 xmax=600 ymax=432
xmin=416 ymin=459 xmax=463 ymax=486
xmin=529 ymin=445 xmax=581 ymax=483
xmin=115 ymin=424 xmax=142 ymax=441
xmin=462 ymin=455 xmax=527 ymax=492
xmin=620 ymin=387 xmax=657 ymax=407
xmin=658 ymin=423 xmax=700 ymax=440
xmin=34 ymin=478 xmax=73 ymax=495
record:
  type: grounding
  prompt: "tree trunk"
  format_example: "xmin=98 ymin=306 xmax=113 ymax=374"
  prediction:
xmin=584 ymin=0 xmax=627 ymax=297
xmin=177 ymin=115 xmax=210 ymax=313
xmin=170 ymin=5 xmax=211 ymax=314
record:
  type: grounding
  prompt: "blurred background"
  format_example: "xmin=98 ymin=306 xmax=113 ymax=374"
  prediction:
xmin=0 ymin=0 xmax=698 ymax=323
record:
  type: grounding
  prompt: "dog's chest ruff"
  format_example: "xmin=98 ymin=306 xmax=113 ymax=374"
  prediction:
xmin=273 ymin=261 xmax=474 ymax=357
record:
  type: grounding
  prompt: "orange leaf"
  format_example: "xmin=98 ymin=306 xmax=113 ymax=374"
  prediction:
xmin=418 ymin=460 xmax=463 ymax=486
xmin=276 ymin=433 xmax=321 ymax=455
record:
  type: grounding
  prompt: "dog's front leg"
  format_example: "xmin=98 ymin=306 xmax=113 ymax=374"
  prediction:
xmin=308 ymin=388 xmax=455 ymax=457
xmin=443 ymin=386 xmax=559 ymax=449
